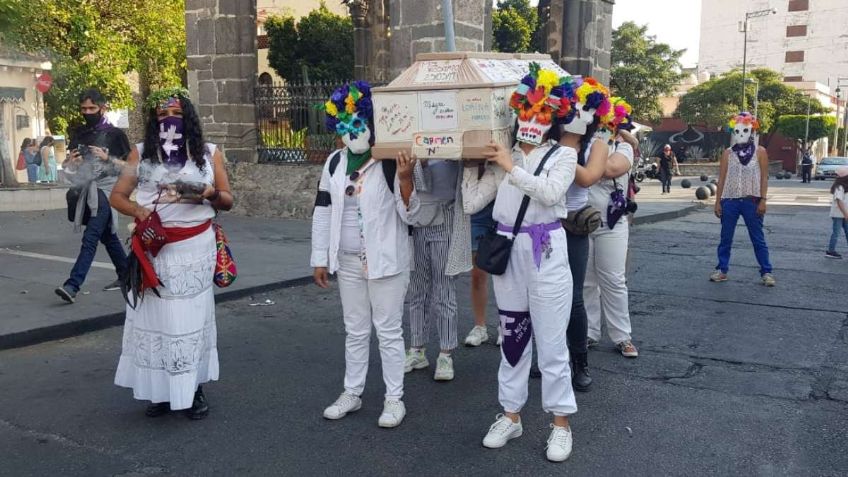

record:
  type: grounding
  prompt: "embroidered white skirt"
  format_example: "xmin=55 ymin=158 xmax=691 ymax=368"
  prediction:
xmin=114 ymin=227 xmax=219 ymax=410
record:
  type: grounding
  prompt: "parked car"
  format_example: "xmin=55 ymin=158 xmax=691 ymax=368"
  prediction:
xmin=814 ymin=157 xmax=848 ymax=180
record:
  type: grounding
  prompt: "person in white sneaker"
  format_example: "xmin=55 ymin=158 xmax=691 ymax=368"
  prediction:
xmin=312 ymin=82 xmax=419 ymax=427
xmin=463 ymin=198 xmax=495 ymax=348
xmin=467 ymin=66 xmax=587 ymax=462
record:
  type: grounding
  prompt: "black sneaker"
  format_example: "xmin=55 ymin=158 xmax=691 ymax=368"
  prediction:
xmin=187 ymin=386 xmax=209 ymax=420
xmin=103 ymin=279 xmax=122 ymax=291
xmin=571 ymin=352 xmax=593 ymax=392
xmin=825 ymin=250 xmax=843 ymax=259
xmin=145 ymin=402 xmax=170 ymax=417
xmin=54 ymin=285 xmax=76 ymax=304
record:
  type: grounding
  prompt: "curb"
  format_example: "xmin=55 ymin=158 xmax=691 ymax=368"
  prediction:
xmin=0 ymin=275 xmax=314 ymax=351
xmin=633 ymin=203 xmax=704 ymax=226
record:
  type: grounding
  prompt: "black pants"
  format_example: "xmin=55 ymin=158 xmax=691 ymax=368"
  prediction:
xmin=802 ymin=165 xmax=812 ymax=183
xmin=565 ymin=230 xmax=590 ymax=355
xmin=659 ymin=169 xmax=672 ymax=193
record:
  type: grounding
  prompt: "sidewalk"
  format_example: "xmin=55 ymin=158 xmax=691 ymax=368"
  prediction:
xmin=0 ymin=190 xmax=699 ymax=350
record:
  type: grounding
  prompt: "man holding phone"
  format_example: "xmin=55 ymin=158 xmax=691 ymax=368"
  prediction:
xmin=55 ymin=89 xmax=131 ymax=303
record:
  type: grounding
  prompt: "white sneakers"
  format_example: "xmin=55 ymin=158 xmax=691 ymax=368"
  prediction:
xmin=377 ymin=400 xmax=406 ymax=428
xmin=482 ymin=414 xmax=523 ymax=448
xmin=464 ymin=325 xmax=489 ymax=346
xmin=323 ymin=392 xmax=362 ymax=420
xmin=324 ymin=393 xmax=406 ymax=428
xmin=404 ymin=348 xmax=429 ymax=373
xmin=434 ymin=354 xmax=454 ymax=381
xmin=546 ymin=424 xmax=573 ymax=462
xmin=482 ymin=414 xmax=574 ymax=463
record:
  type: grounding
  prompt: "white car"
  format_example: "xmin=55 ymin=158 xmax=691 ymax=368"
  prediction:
xmin=815 ymin=157 xmax=848 ymax=180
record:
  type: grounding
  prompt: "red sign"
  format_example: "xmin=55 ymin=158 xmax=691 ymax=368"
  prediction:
xmin=35 ymin=72 xmax=52 ymax=93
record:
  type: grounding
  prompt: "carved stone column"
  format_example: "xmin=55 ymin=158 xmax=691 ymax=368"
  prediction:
xmin=541 ymin=0 xmax=614 ymax=85
xmin=348 ymin=0 xmax=370 ymax=81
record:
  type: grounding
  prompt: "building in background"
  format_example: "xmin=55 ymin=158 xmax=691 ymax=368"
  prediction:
xmin=0 ymin=44 xmax=51 ymax=184
xmin=256 ymin=0 xmax=348 ymax=85
xmin=698 ymin=0 xmax=848 ymax=86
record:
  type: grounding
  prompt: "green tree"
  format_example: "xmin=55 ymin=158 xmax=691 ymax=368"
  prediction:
xmin=4 ymin=0 xmax=185 ymax=135
xmin=676 ymin=68 xmax=827 ymax=144
xmin=492 ymin=8 xmax=532 ymax=53
xmin=775 ymin=115 xmax=836 ymax=149
xmin=266 ymin=4 xmax=354 ymax=83
xmin=610 ymin=22 xmax=685 ymax=123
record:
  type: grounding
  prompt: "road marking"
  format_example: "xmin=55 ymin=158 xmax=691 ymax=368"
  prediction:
xmin=0 ymin=248 xmax=116 ymax=270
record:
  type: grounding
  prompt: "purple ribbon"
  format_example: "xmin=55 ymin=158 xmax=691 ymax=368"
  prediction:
xmin=497 ymin=220 xmax=562 ymax=269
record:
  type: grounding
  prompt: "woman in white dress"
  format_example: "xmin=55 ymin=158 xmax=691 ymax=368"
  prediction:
xmin=110 ymin=88 xmax=233 ymax=419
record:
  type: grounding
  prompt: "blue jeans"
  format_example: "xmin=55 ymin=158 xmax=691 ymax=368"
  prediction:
xmin=64 ymin=190 xmax=128 ymax=292
xmin=828 ymin=218 xmax=848 ymax=252
xmin=565 ymin=229 xmax=589 ymax=355
xmin=716 ymin=197 xmax=772 ymax=275
xmin=26 ymin=164 xmax=39 ymax=183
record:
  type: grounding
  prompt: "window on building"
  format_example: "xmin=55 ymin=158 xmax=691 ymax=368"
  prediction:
xmin=788 ymin=0 xmax=809 ymax=12
xmin=786 ymin=25 xmax=807 ymax=37
xmin=16 ymin=114 xmax=30 ymax=130
xmin=785 ymin=51 xmax=805 ymax=63
xmin=257 ymin=35 xmax=269 ymax=49
xmin=258 ymin=72 xmax=273 ymax=86
xmin=784 ymin=76 xmax=803 ymax=82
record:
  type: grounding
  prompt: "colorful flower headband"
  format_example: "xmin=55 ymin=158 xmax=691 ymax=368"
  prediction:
xmin=600 ymin=97 xmax=634 ymax=133
xmin=574 ymin=77 xmax=612 ymax=118
xmin=728 ymin=112 xmax=760 ymax=132
xmin=509 ymin=62 xmax=575 ymax=125
xmin=319 ymin=81 xmax=373 ymax=135
xmin=145 ymin=87 xmax=190 ymax=111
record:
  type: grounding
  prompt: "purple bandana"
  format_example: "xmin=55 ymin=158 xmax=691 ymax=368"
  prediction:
xmin=158 ymin=116 xmax=187 ymax=167
xmin=732 ymin=142 xmax=756 ymax=166
xmin=497 ymin=221 xmax=561 ymax=269
xmin=499 ymin=309 xmax=532 ymax=367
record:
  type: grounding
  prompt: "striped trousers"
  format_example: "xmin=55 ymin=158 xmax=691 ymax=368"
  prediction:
xmin=408 ymin=209 xmax=458 ymax=351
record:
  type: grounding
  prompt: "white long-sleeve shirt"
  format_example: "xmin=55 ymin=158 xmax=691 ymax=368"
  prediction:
xmin=462 ymin=143 xmax=577 ymax=226
xmin=311 ymin=149 xmax=419 ymax=279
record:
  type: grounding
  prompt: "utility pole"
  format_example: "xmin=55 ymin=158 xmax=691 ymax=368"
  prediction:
xmin=740 ymin=8 xmax=776 ymax=111
xmin=841 ymin=77 xmax=848 ymax=156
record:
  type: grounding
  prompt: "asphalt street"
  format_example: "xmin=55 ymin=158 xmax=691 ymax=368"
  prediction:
xmin=1 ymin=200 xmax=847 ymax=476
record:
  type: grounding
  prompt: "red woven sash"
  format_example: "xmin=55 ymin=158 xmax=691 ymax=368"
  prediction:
xmin=132 ymin=219 xmax=212 ymax=290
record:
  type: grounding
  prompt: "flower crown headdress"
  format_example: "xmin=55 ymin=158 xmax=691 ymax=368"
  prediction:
xmin=727 ymin=112 xmax=760 ymax=132
xmin=600 ymin=97 xmax=633 ymax=133
xmin=574 ymin=77 xmax=612 ymax=118
xmin=145 ymin=87 xmax=190 ymax=111
xmin=509 ymin=62 xmax=575 ymax=125
xmin=319 ymin=81 xmax=373 ymax=135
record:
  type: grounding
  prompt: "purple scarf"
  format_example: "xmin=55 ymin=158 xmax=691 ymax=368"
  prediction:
xmin=497 ymin=221 xmax=561 ymax=269
xmin=732 ymin=142 xmax=756 ymax=166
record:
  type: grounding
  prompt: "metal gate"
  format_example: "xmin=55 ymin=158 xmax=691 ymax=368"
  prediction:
xmin=254 ymin=81 xmax=341 ymax=164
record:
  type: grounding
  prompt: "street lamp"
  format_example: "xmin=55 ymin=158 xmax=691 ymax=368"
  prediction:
xmin=746 ymin=77 xmax=760 ymax=118
xmin=835 ymin=87 xmax=842 ymax=155
xmin=839 ymin=77 xmax=848 ymax=156
xmin=740 ymin=8 xmax=776 ymax=111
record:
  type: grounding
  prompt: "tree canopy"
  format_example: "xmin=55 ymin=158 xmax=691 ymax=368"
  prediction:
xmin=1 ymin=0 xmax=185 ymax=135
xmin=266 ymin=4 xmax=354 ymax=83
xmin=610 ymin=22 xmax=685 ymax=123
xmin=492 ymin=0 xmax=542 ymax=53
xmin=676 ymin=68 xmax=827 ymax=138
xmin=775 ymin=115 xmax=836 ymax=148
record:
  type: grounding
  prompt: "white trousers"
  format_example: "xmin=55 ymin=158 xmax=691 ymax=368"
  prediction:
xmin=337 ymin=253 xmax=408 ymax=400
xmin=584 ymin=221 xmax=632 ymax=344
xmin=493 ymin=229 xmax=577 ymax=416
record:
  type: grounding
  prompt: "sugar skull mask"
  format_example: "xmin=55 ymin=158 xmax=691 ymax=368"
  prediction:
xmin=509 ymin=63 xmax=575 ymax=146
xmin=321 ymin=81 xmax=374 ymax=154
xmin=728 ymin=112 xmax=759 ymax=146
xmin=563 ymin=77 xmax=611 ymax=136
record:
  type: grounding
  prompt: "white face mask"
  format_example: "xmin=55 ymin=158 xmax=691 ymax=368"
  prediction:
xmin=731 ymin=125 xmax=754 ymax=146
xmin=562 ymin=102 xmax=596 ymax=135
xmin=516 ymin=117 xmax=552 ymax=146
xmin=594 ymin=128 xmax=613 ymax=144
xmin=342 ymin=120 xmax=371 ymax=154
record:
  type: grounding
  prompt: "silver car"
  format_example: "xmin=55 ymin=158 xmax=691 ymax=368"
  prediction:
xmin=815 ymin=157 xmax=848 ymax=180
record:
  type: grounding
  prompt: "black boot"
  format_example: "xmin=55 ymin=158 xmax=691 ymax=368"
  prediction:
xmin=187 ymin=386 xmax=209 ymax=420
xmin=572 ymin=353 xmax=593 ymax=392
xmin=145 ymin=402 xmax=170 ymax=417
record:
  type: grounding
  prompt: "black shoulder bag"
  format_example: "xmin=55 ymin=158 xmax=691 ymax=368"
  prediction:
xmin=475 ymin=145 xmax=560 ymax=275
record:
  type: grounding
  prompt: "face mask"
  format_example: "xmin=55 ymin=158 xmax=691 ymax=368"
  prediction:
xmin=731 ymin=125 xmax=753 ymax=145
xmin=158 ymin=116 xmax=187 ymax=166
xmin=83 ymin=111 xmax=102 ymax=127
xmin=562 ymin=103 xmax=596 ymax=136
xmin=338 ymin=113 xmax=371 ymax=154
xmin=516 ymin=117 xmax=552 ymax=146
xmin=594 ymin=128 xmax=613 ymax=145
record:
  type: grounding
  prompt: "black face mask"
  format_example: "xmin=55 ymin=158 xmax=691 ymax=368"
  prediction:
xmin=82 ymin=111 xmax=102 ymax=127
